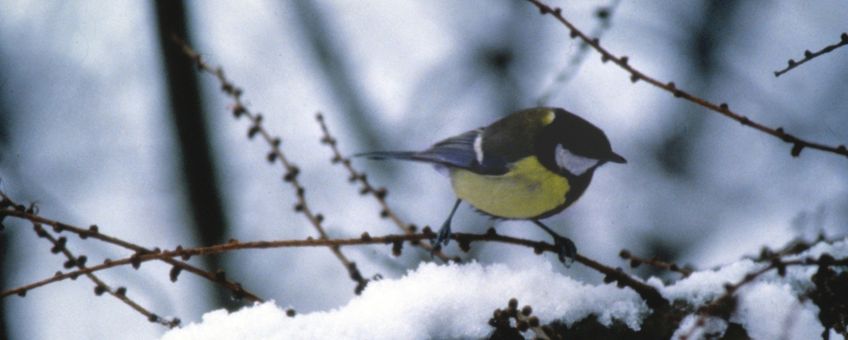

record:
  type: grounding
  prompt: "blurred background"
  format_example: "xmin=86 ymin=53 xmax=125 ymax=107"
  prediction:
xmin=1 ymin=0 xmax=847 ymax=338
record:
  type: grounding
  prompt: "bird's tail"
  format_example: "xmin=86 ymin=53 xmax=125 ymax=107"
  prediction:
xmin=354 ymin=151 xmax=419 ymax=161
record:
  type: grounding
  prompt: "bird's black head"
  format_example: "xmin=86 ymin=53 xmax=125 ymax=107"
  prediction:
xmin=535 ymin=108 xmax=626 ymax=177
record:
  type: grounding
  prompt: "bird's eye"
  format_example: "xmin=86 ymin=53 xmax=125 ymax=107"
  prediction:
xmin=555 ymin=144 xmax=598 ymax=175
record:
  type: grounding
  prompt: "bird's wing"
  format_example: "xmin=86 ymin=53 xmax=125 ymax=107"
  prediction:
xmin=415 ymin=129 xmax=508 ymax=175
xmin=418 ymin=129 xmax=480 ymax=167
xmin=358 ymin=129 xmax=509 ymax=175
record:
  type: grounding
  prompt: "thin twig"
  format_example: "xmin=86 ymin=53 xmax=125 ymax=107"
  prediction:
xmin=30 ymin=221 xmax=180 ymax=328
xmin=537 ymin=0 xmax=622 ymax=105
xmin=315 ymin=112 xmax=454 ymax=262
xmin=774 ymin=33 xmax=848 ymax=77
xmin=3 ymin=228 xmax=671 ymax=309
xmin=527 ymin=0 xmax=848 ymax=159
xmin=0 ymin=192 xmax=261 ymax=302
xmin=172 ymin=36 xmax=371 ymax=294
xmin=754 ymin=234 xmax=835 ymax=262
xmin=619 ymin=249 xmax=693 ymax=277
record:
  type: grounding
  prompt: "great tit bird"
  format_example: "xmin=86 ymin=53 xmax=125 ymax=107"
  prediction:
xmin=360 ymin=107 xmax=625 ymax=263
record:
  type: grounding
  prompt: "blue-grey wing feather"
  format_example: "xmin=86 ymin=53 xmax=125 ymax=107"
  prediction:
xmin=418 ymin=129 xmax=481 ymax=169
xmin=358 ymin=129 xmax=507 ymax=175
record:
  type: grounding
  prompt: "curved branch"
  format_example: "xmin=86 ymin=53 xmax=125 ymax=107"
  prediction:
xmin=527 ymin=0 xmax=848 ymax=159
xmin=30 ymin=222 xmax=180 ymax=328
xmin=2 ymin=228 xmax=669 ymax=309
xmin=0 ymin=194 xmax=262 ymax=303
xmin=172 ymin=37 xmax=371 ymax=294
xmin=536 ymin=0 xmax=623 ymax=105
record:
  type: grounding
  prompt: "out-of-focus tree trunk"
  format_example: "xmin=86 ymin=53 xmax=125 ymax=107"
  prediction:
xmin=153 ymin=0 xmax=232 ymax=309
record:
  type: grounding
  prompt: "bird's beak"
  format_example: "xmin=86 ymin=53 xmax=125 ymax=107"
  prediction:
xmin=607 ymin=151 xmax=627 ymax=164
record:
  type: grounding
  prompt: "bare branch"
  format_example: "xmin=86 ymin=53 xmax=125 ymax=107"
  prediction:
xmin=0 ymin=192 xmax=262 ymax=302
xmin=315 ymin=112 xmax=454 ymax=262
xmin=619 ymin=249 xmax=693 ymax=277
xmin=537 ymin=0 xmax=623 ymax=105
xmin=3 ymin=221 xmax=670 ymax=309
xmin=774 ymin=33 xmax=848 ymax=77
xmin=171 ymin=36 xmax=372 ymax=294
xmin=526 ymin=0 xmax=848 ymax=159
xmin=30 ymin=221 xmax=180 ymax=328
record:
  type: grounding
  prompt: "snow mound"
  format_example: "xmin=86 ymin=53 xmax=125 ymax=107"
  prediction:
xmin=164 ymin=238 xmax=848 ymax=339
xmin=163 ymin=260 xmax=648 ymax=340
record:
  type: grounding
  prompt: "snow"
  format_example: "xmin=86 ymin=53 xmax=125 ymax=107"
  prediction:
xmin=163 ymin=260 xmax=649 ymax=340
xmin=650 ymin=259 xmax=759 ymax=307
xmin=163 ymin=239 xmax=847 ymax=340
xmin=670 ymin=315 xmax=728 ymax=340
xmin=732 ymin=282 xmax=823 ymax=339
xmin=663 ymin=239 xmax=848 ymax=339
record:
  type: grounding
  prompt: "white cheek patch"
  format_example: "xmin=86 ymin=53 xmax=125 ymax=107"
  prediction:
xmin=473 ymin=132 xmax=484 ymax=164
xmin=555 ymin=144 xmax=598 ymax=176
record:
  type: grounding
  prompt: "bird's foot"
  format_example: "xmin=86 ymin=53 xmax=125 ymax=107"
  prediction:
xmin=430 ymin=220 xmax=452 ymax=256
xmin=531 ymin=220 xmax=577 ymax=266
xmin=551 ymin=234 xmax=577 ymax=266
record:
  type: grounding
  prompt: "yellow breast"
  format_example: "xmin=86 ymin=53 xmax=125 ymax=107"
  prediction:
xmin=450 ymin=156 xmax=570 ymax=219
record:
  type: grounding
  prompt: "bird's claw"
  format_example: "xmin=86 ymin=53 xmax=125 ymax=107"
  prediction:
xmin=552 ymin=235 xmax=577 ymax=266
xmin=531 ymin=220 xmax=577 ymax=267
xmin=430 ymin=220 xmax=452 ymax=256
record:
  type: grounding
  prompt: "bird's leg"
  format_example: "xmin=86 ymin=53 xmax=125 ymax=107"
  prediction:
xmin=432 ymin=199 xmax=462 ymax=253
xmin=532 ymin=220 xmax=577 ymax=266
